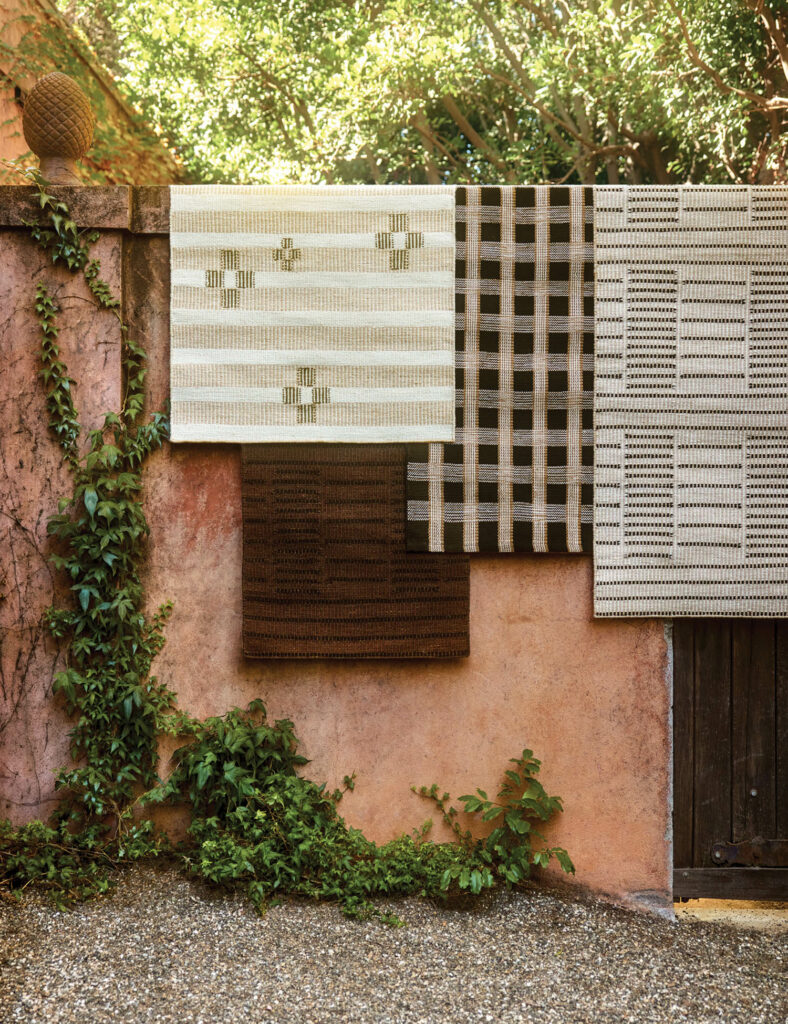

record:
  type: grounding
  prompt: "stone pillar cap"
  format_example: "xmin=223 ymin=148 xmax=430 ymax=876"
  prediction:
xmin=22 ymin=72 xmax=94 ymax=184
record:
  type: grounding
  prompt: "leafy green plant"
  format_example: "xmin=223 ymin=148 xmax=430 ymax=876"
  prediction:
xmin=147 ymin=700 xmax=417 ymax=920
xmin=0 ymin=177 xmax=574 ymax=921
xmin=29 ymin=169 xmax=176 ymax=832
xmin=145 ymin=701 xmax=573 ymax=921
xmin=417 ymin=750 xmax=575 ymax=896
xmin=0 ymin=816 xmax=161 ymax=910
xmin=0 ymin=819 xmax=114 ymax=908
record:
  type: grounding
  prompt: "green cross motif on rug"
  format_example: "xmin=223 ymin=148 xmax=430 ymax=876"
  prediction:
xmin=282 ymin=367 xmax=331 ymax=424
xmin=273 ymin=237 xmax=302 ymax=271
xmin=205 ymin=249 xmax=254 ymax=308
xmin=375 ymin=213 xmax=424 ymax=270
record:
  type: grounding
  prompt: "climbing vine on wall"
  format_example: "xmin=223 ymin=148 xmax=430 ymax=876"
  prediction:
xmin=0 ymin=169 xmax=179 ymax=902
xmin=31 ymin=174 xmax=177 ymax=828
xmin=0 ymin=175 xmax=574 ymax=918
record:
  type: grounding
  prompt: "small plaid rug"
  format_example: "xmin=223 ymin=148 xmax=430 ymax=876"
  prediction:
xmin=406 ymin=185 xmax=594 ymax=552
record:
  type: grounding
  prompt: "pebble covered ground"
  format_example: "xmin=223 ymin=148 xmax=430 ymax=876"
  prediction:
xmin=1 ymin=864 xmax=785 ymax=1024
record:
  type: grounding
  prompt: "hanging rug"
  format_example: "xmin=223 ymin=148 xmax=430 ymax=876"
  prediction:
xmin=593 ymin=185 xmax=788 ymax=617
xmin=407 ymin=185 xmax=594 ymax=552
xmin=169 ymin=185 xmax=455 ymax=442
xmin=242 ymin=445 xmax=470 ymax=658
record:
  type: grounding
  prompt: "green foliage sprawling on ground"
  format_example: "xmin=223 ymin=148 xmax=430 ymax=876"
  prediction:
xmin=48 ymin=0 xmax=788 ymax=185
xmin=0 ymin=182 xmax=573 ymax=919
xmin=417 ymin=750 xmax=575 ymax=890
xmin=147 ymin=702 xmax=572 ymax=920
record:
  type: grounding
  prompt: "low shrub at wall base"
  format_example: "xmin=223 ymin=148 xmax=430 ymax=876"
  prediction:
xmin=147 ymin=702 xmax=574 ymax=920
xmin=0 ymin=172 xmax=574 ymax=922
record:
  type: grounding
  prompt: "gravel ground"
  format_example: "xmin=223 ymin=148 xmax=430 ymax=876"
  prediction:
xmin=1 ymin=864 xmax=785 ymax=1024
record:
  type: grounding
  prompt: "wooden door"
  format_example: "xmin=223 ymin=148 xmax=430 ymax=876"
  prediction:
xmin=673 ymin=620 xmax=788 ymax=900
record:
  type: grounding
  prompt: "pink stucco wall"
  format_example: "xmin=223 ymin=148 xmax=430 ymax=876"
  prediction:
xmin=0 ymin=190 xmax=672 ymax=910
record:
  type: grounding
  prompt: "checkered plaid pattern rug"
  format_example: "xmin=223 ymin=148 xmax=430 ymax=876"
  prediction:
xmin=406 ymin=185 xmax=594 ymax=552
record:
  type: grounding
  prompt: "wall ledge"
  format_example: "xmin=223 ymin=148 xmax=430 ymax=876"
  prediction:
xmin=0 ymin=185 xmax=170 ymax=233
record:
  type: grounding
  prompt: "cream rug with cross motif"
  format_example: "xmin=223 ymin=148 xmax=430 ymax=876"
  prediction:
xmin=169 ymin=185 xmax=455 ymax=442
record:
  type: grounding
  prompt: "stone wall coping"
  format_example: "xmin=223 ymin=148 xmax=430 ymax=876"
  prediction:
xmin=0 ymin=186 xmax=170 ymax=233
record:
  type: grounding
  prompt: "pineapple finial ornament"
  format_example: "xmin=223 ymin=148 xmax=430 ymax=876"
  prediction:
xmin=22 ymin=72 xmax=94 ymax=184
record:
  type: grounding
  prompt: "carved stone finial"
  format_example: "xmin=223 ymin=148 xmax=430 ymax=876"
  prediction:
xmin=22 ymin=72 xmax=94 ymax=185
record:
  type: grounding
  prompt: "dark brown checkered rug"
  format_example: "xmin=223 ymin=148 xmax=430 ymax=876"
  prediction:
xmin=407 ymin=185 xmax=594 ymax=553
xmin=242 ymin=445 xmax=469 ymax=658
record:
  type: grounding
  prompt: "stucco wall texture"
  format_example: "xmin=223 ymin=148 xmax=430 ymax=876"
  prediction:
xmin=0 ymin=189 xmax=672 ymax=910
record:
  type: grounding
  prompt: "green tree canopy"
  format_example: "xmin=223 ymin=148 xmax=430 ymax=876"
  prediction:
xmin=48 ymin=0 xmax=788 ymax=183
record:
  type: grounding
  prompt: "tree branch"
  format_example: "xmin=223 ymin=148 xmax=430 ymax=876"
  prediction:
xmin=719 ymin=131 xmax=743 ymax=181
xmin=549 ymin=84 xmax=581 ymax=138
xmin=604 ymin=111 xmax=620 ymax=184
xmin=513 ymin=0 xmax=560 ymax=38
xmin=487 ymin=70 xmax=591 ymax=150
xmin=362 ymin=145 xmax=382 ymax=184
xmin=409 ymin=114 xmax=442 ymax=183
xmin=632 ymin=130 xmax=673 ymax=183
xmin=471 ymin=1 xmax=537 ymax=96
xmin=409 ymin=113 xmax=467 ymax=172
xmin=441 ymin=95 xmax=515 ymax=179
xmin=572 ymin=94 xmax=597 ymax=182
xmin=553 ymin=144 xmax=641 ymax=184
xmin=668 ymin=0 xmax=788 ymax=109
xmin=742 ymin=0 xmax=788 ymax=86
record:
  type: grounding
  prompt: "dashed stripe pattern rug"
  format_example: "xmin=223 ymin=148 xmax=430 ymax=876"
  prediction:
xmin=242 ymin=445 xmax=470 ymax=658
xmin=169 ymin=186 xmax=455 ymax=442
xmin=594 ymin=185 xmax=788 ymax=617
xmin=406 ymin=186 xmax=594 ymax=552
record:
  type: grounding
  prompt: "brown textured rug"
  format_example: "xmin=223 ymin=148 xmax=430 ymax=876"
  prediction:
xmin=242 ymin=445 xmax=470 ymax=658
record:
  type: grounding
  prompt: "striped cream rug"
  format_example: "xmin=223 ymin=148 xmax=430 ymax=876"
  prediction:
xmin=594 ymin=186 xmax=788 ymax=617
xmin=169 ymin=186 xmax=455 ymax=442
